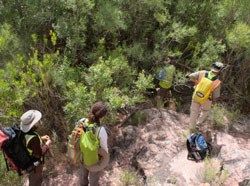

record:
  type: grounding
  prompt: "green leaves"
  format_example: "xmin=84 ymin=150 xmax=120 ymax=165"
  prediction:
xmin=85 ymin=56 xmax=153 ymax=106
xmin=0 ymin=48 xmax=59 ymax=122
xmin=0 ymin=0 xmax=249 ymax=124
xmin=62 ymin=55 xmax=154 ymax=123
xmin=169 ymin=22 xmax=197 ymax=43
xmin=135 ymin=70 xmax=154 ymax=92
xmin=94 ymin=1 xmax=127 ymax=32
xmin=192 ymin=36 xmax=226 ymax=69
xmin=226 ymin=22 xmax=250 ymax=50
xmin=0 ymin=24 xmax=21 ymax=65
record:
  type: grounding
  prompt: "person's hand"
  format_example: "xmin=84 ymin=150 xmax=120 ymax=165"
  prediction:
xmin=41 ymin=135 xmax=50 ymax=141
xmin=45 ymin=139 xmax=52 ymax=147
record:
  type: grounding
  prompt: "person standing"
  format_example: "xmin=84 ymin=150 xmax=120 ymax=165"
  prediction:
xmin=20 ymin=110 xmax=52 ymax=186
xmin=189 ymin=62 xmax=224 ymax=129
xmin=79 ymin=101 xmax=109 ymax=186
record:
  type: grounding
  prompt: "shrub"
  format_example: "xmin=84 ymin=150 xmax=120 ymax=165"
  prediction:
xmin=120 ymin=169 xmax=142 ymax=186
xmin=198 ymin=158 xmax=229 ymax=186
xmin=63 ymin=55 xmax=154 ymax=124
xmin=210 ymin=104 xmax=240 ymax=129
xmin=0 ymin=153 xmax=23 ymax=186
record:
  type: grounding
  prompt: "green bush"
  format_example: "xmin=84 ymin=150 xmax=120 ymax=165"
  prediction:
xmin=0 ymin=153 xmax=23 ymax=186
xmin=201 ymin=158 xmax=229 ymax=186
xmin=192 ymin=36 xmax=226 ymax=70
xmin=210 ymin=104 xmax=240 ymax=129
xmin=63 ymin=55 xmax=154 ymax=124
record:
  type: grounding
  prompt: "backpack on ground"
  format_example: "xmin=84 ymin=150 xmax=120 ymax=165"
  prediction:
xmin=193 ymin=71 xmax=220 ymax=103
xmin=0 ymin=124 xmax=36 ymax=175
xmin=186 ymin=133 xmax=212 ymax=162
xmin=79 ymin=119 xmax=101 ymax=166
xmin=67 ymin=121 xmax=83 ymax=164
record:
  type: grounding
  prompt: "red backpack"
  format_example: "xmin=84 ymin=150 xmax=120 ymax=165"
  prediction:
xmin=0 ymin=124 xmax=36 ymax=175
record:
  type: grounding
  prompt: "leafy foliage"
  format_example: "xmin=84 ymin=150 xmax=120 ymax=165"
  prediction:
xmin=0 ymin=0 xmax=250 ymax=184
xmin=0 ymin=24 xmax=22 ymax=67
xmin=63 ymin=55 xmax=154 ymax=123
xmin=0 ymin=153 xmax=22 ymax=186
xmin=226 ymin=22 xmax=250 ymax=50
xmin=192 ymin=36 xmax=226 ymax=69
xmin=210 ymin=104 xmax=240 ymax=129
xmin=0 ymin=0 xmax=249 ymax=129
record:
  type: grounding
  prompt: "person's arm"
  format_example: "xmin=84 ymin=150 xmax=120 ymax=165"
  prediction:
xmin=211 ymin=84 xmax=221 ymax=102
xmin=27 ymin=136 xmax=51 ymax=158
xmin=98 ymin=127 xmax=108 ymax=153
xmin=189 ymin=71 xmax=199 ymax=84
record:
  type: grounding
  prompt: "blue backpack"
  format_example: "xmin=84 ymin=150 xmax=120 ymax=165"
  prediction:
xmin=186 ymin=133 xmax=212 ymax=162
xmin=194 ymin=134 xmax=208 ymax=151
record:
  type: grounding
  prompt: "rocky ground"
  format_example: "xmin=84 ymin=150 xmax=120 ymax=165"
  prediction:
xmin=30 ymin=108 xmax=250 ymax=186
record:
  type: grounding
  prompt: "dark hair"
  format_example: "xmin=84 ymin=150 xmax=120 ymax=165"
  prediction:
xmin=88 ymin=101 xmax=108 ymax=124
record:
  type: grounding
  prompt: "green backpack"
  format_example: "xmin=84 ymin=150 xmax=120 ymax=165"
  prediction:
xmin=79 ymin=120 xmax=101 ymax=166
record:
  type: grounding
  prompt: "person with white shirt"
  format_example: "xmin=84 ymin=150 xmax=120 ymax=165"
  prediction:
xmin=79 ymin=101 xmax=109 ymax=186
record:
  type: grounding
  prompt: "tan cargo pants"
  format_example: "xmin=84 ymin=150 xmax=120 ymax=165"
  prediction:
xmin=190 ymin=99 xmax=212 ymax=127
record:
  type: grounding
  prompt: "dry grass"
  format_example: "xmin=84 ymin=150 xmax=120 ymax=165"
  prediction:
xmin=197 ymin=158 xmax=230 ymax=186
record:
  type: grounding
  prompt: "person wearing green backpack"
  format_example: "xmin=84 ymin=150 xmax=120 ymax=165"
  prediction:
xmin=79 ymin=101 xmax=109 ymax=186
xmin=189 ymin=62 xmax=224 ymax=130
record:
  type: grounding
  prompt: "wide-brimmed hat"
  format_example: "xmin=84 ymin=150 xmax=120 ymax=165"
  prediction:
xmin=211 ymin=62 xmax=224 ymax=73
xmin=20 ymin=110 xmax=42 ymax=133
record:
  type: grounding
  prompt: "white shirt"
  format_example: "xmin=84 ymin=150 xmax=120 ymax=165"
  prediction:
xmin=98 ymin=127 xmax=108 ymax=153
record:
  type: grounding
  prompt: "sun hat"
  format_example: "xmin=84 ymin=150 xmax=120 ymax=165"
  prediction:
xmin=20 ymin=110 xmax=42 ymax=133
xmin=211 ymin=62 xmax=224 ymax=73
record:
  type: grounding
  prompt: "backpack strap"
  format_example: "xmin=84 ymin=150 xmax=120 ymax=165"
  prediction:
xmin=2 ymin=152 xmax=10 ymax=171
xmin=83 ymin=119 xmax=100 ymax=135
xmin=25 ymin=132 xmax=42 ymax=156
xmin=96 ymin=127 xmax=101 ymax=138
xmin=73 ymin=126 xmax=83 ymax=163
xmin=210 ymin=79 xmax=221 ymax=93
xmin=204 ymin=71 xmax=209 ymax=78
xmin=197 ymin=71 xmax=206 ymax=84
